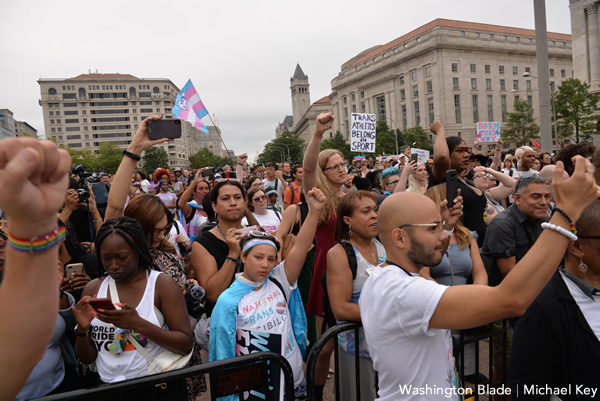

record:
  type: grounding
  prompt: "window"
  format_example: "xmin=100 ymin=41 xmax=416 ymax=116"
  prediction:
xmin=360 ymin=91 xmax=365 ymax=98
xmin=400 ymin=89 xmax=406 ymax=101
xmin=501 ymin=95 xmax=507 ymax=122
xmin=472 ymin=95 xmax=479 ymax=122
xmin=453 ymin=77 xmax=460 ymax=90
xmin=426 ymin=81 xmax=432 ymax=94
xmin=344 ymin=108 xmax=348 ymax=117
xmin=454 ymin=95 xmax=461 ymax=123
xmin=470 ymin=64 xmax=476 ymax=73
xmin=471 ymin=78 xmax=477 ymax=89
xmin=64 ymin=110 xmax=78 ymax=115
xmin=62 ymin=93 xmax=76 ymax=99
xmin=376 ymin=95 xmax=386 ymax=122
xmin=485 ymin=64 xmax=491 ymax=74
xmin=525 ymin=67 xmax=531 ymax=73
xmin=49 ymin=111 xmax=54 ymax=116
xmin=451 ymin=63 xmax=458 ymax=73
xmin=487 ymin=95 xmax=493 ymax=121
xmin=56 ymin=119 xmax=61 ymax=124
xmin=401 ymin=105 xmax=407 ymax=130
xmin=352 ymin=105 xmax=356 ymax=112
xmin=513 ymin=80 xmax=519 ymax=90
xmin=527 ymin=95 xmax=533 ymax=106
xmin=500 ymin=79 xmax=506 ymax=91
xmin=361 ymin=102 xmax=366 ymax=112
xmin=50 ymin=119 xmax=54 ymax=124
xmin=550 ymin=81 xmax=555 ymax=92
xmin=411 ymin=70 xmax=417 ymax=81
xmin=486 ymin=79 xmax=492 ymax=90
xmin=351 ymin=93 xmax=355 ymax=102
xmin=51 ymin=128 xmax=55 ymax=133
xmin=514 ymin=95 xmax=520 ymax=103
xmin=343 ymin=96 xmax=347 ymax=104
xmin=412 ymin=85 xmax=418 ymax=97
xmin=526 ymin=80 xmax=532 ymax=91
xmin=560 ymin=69 xmax=566 ymax=77
xmin=512 ymin=66 xmax=518 ymax=75
xmin=399 ymin=76 xmax=404 ymax=85
xmin=427 ymin=98 xmax=434 ymax=124
xmin=65 ymin=119 xmax=79 ymax=124
xmin=499 ymin=65 xmax=504 ymax=74
xmin=414 ymin=101 xmax=420 ymax=126
xmin=425 ymin=65 xmax=432 ymax=77
xmin=550 ymin=68 xmax=555 ymax=77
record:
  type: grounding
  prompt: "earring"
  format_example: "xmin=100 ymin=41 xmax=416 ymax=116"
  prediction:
xmin=348 ymin=224 xmax=353 ymax=237
xmin=579 ymin=257 xmax=588 ymax=273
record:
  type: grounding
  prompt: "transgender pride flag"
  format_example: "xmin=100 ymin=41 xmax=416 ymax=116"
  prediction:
xmin=172 ymin=79 xmax=209 ymax=134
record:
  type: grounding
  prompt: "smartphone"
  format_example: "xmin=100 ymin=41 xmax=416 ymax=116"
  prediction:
xmin=411 ymin=153 xmax=419 ymax=163
xmin=445 ymin=169 xmax=459 ymax=208
xmin=88 ymin=297 xmax=116 ymax=311
xmin=65 ymin=262 xmax=84 ymax=278
xmin=237 ymin=226 xmax=258 ymax=236
xmin=148 ymin=119 xmax=182 ymax=140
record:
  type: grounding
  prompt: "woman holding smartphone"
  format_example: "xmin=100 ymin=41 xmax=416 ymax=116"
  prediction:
xmin=210 ymin=188 xmax=325 ymax=400
xmin=242 ymin=187 xmax=281 ymax=233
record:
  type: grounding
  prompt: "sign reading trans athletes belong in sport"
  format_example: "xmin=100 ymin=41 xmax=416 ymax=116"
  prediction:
xmin=476 ymin=121 xmax=501 ymax=142
xmin=350 ymin=113 xmax=376 ymax=153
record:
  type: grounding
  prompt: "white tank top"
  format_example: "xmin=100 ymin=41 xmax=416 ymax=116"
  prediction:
xmin=89 ymin=270 xmax=166 ymax=383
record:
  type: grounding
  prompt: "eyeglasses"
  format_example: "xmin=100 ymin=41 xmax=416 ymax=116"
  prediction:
xmin=386 ymin=179 xmax=400 ymax=186
xmin=214 ymin=178 xmax=240 ymax=183
xmin=323 ymin=162 xmax=346 ymax=172
xmin=253 ymin=195 xmax=267 ymax=202
xmin=400 ymin=222 xmax=445 ymax=232
xmin=474 ymin=173 xmax=493 ymax=180
xmin=152 ymin=225 xmax=170 ymax=237
xmin=453 ymin=147 xmax=472 ymax=154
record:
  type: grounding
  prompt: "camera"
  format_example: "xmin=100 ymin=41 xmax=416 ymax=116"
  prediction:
xmin=75 ymin=188 xmax=90 ymax=202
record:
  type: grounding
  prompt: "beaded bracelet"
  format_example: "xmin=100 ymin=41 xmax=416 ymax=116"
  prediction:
xmin=7 ymin=226 xmax=67 ymax=253
xmin=541 ymin=222 xmax=578 ymax=241
xmin=551 ymin=207 xmax=576 ymax=234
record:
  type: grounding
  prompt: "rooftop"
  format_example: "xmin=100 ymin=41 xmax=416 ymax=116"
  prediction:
xmin=347 ymin=18 xmax=572 ymax=69
xmin=66 ymin=73 xmax=139 ymax=81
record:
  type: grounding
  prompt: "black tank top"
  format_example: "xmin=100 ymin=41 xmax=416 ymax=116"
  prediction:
xmin=457 ymin=179 xmax=487 ymax=247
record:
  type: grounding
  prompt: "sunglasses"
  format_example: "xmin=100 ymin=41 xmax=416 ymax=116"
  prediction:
xmin=323 ymin=162 xmax=346 ymax=172
xmin=253 ymin=195 xmax=267 ymax=202
xmin=214 ymin=178 xmax=240 ymax=183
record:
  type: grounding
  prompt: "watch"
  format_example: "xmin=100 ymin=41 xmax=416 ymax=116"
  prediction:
xmin=75 ymin=324 xmax=89 ymax=337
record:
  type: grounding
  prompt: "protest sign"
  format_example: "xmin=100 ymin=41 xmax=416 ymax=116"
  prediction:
xmin=350 ymin=113 xmax=376 ymax=153
xmin=410 ymin=148 xmax=430 ymax=163
xmin=476 ymin=122 xmax=501 ymax=142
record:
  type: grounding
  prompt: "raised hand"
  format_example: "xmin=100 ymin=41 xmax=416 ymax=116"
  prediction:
xmin=430 ymin=121 xmax=444 ymax=135
xmin=551 ymin=157 xmax=599 ymax=222
xmin=315 ymin=113 xmax=335 ymax=134
xmin=440 ymin=189 xmax=463 ymax=229
xmin=0 ymin=138 xmax=71 ymax=237
xmin=306 ymin=188 xmax=326 ymax=211
xmin=127 ymin=116 xmax=170 ymax=155
xmin=237 ymin=153 xmax=248 ymax=164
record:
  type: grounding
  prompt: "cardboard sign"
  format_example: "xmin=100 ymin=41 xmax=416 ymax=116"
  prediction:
xmin=350 ymin=113 xmax=376 ymax=153
xmin=410 ymin=148 xmax=430 ymax=163
xmin=476 ymin=122 xmax=501 ymax=142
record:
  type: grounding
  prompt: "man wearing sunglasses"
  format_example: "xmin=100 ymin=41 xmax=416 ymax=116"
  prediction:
xmin=359 ymin=157 xmax=598 ymax=401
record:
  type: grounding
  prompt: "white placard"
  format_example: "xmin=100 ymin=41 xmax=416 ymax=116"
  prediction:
xmin=410 ymin=148 xmax=430 ymax=163
xmin=350 ymin=113 xmax=376 ymax=153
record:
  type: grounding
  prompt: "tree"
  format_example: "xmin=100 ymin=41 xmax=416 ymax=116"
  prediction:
xmin=320 ymin=131 xmax=352 ymax=160
xmin=501 ymin=100 xmax=540 ymax=147
xmin=142 ymin=146 xmax=169 ymax=173
xmin=374 ymin=120 xmax=397 ymax=155
xmin=257 ymin=132 xmax=304 ymax=164
xmin=403 ymin=126 xmax=433 ymax=151
xmin=554 ymin=78 xmax=600 ymax=143
xmin=189 ymin=148 xmax=232 ymax=169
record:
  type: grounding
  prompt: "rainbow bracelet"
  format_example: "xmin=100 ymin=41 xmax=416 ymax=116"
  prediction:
xmin=7 ymin=226 xmax=67 ymax=253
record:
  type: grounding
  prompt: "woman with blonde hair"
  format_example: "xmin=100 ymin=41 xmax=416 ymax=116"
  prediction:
xmin=513 ymin=145 xmax=539 ymax=179
xmin=302 ymin=113 xmax=347 ymax=401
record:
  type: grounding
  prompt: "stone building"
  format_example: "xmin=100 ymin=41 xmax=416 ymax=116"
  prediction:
xmin=38 ymin=73 xmax=195 ymax=168
xmin=570 ymin=0 xmax=600 ymax=94
xmin=14 ymin=120 xmax=38 ymax=137
xmin=328 ymin=18 xmax=573 ymax=146
xmin=0 ymin=109 xmax=16 ymax=140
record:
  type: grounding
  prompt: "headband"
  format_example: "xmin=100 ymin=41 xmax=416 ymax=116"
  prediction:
xmin=242 ymin=238 xmax=278 ymax=253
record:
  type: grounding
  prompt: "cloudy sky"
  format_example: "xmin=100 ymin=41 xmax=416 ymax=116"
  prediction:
xmin=0 ymin=0 xmax=571 ymax=160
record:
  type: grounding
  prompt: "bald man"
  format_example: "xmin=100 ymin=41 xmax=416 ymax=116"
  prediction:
xmin=359 ymin=157 xmax=599 ymax=401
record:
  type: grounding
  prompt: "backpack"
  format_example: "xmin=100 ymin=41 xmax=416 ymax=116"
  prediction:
xmin=321 ymin=240 xmax=358 ymax=329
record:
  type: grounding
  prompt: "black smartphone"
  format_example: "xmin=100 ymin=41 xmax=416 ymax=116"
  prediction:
xmin=411 ymin=153 xmax=418 ymax=163
xmin=445 ymin=169 xmax=459 ymax=208
xmin=148 ymin=119 xmax=182 ymax=140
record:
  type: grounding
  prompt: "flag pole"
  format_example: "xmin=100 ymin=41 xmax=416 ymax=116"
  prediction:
xmin=205 ymin=113 xmax=233 ymax=161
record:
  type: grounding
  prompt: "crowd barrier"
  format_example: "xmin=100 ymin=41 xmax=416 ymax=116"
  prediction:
xmin=34 ymin=351 xmax=295 ymax=401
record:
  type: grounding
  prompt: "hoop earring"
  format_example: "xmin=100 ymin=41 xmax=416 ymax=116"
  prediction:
xmin=348 ymin=224 xmax=353 ymax=237
xmin=578 ymin=257 xmax=588 ymax=274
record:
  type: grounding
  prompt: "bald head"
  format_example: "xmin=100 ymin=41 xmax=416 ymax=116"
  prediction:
xmin=378 ymin=192 xmax=440 ymax=247
xmin=539 ymin=165 xmax=569 ymax=183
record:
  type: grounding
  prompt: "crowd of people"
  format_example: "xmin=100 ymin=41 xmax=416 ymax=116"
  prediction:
xmin=0 ymin=113 xmax=599 ymax=401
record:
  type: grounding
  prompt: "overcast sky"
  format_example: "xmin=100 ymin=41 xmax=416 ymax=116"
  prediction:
xmin=0 ymin=0 xmax=571 ymax=161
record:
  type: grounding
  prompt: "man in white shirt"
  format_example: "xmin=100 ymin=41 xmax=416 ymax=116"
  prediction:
xmin=359 ymin=157 xmax=598 ymax=401
xmin=262 ymin=162 xmax=286 ymax=208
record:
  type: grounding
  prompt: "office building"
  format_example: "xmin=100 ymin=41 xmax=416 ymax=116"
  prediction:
xmin=14 ymin=120 xmax=38 ymax=137
xmin=570 ymin=0 xmax=600 ymax=94
xmin=0 ymin=109 xmax=16 ymax=140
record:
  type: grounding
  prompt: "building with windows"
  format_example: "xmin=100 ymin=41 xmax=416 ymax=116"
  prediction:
xmin=183 ymin=122 xmax=225 ymax=157
xmin=299 ymin=19 xmax=572 ymax=146
xmin=38 ymin=73 xmax=198 ymax=168
xmin=14 ymin=120 xmax=38 ymax=137
xmin=570 ymin=0 xmax=600 ymax=94
xmin=0 ymin=109 xmax=16 ymax=140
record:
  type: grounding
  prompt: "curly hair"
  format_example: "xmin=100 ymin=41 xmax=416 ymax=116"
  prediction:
xmin=556 ymin=143 xmax=596 ymax=176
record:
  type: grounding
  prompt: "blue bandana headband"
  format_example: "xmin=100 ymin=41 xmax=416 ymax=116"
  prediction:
xmin=242 ymin=238 xmax=278 ymax=253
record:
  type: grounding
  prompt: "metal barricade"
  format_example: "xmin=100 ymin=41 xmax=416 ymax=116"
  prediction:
xmin=34 ymin=351 xmax=295 ymax=401
xmin=306 ymin=321 xmax=367 ymax=401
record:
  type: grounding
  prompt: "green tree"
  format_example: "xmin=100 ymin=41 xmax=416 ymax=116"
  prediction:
xmin=374 ymin=120 xmax=397 ymax=155
xmin=320 ymin=131 xmax=352 ymax=160
xmin=501 ymin=100 xmax=540 ymax=147
xmin=554 ymin=78 xmax=600 ymax=143
xmin=403 ymin=126 xmax=433 ymax=151
xmin=257 ymin=132 xmax=305 ymax=164
xmin=141 ymin=146 xmax=169 ymax=172
xmin=189 ymin=148 xmax=232 ymax=169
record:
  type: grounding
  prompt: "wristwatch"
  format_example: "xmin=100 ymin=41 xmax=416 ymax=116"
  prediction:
xmin=75 ymin=324 xmax=89 ymax=337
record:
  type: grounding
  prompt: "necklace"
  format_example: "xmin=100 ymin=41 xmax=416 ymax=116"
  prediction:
xmin=216 ymin=224 xmax=226 ymax=240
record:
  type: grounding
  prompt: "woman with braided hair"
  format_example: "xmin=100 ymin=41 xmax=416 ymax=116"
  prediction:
xmin=73 ymin=217 xmax=192 ymax=389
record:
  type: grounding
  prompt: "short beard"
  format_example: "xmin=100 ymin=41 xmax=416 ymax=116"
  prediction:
xmin=406 ymin=232 xmax=443 ymax=268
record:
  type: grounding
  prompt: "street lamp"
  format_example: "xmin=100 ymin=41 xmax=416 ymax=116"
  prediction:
xmin=523 ymin=72 xmax=558 ymax=149
xmin=273 ymin=147 xmax=285 ymax=164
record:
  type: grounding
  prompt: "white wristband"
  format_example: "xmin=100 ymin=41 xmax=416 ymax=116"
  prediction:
xmin=541 ymin=222 xmax=578 ymax=241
